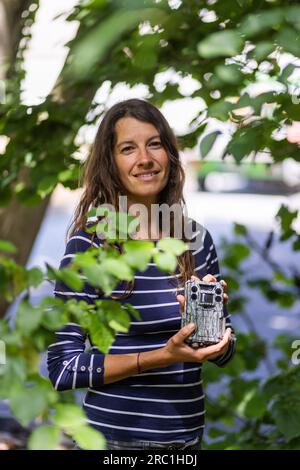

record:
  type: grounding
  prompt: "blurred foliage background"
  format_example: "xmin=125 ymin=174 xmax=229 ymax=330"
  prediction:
xmin=0 ymin=0 xmax=300 ymax=449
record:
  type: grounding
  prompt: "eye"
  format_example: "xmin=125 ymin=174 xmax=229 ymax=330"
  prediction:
xmin=149 ymin=140 xmax=162 ymax=148
xmin=121 ymin=146 xmax=134 ymax=153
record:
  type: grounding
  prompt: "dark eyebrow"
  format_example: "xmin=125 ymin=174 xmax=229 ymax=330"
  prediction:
xmin=116 ymin=135 xmax=161 ymax=149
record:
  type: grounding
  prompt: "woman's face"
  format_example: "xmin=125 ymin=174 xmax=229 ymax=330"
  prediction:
xmin=114 ymin=117 xmax=170 ymax=204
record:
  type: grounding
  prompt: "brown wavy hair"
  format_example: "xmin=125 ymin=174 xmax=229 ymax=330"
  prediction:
xmin=69 ymin=98 xmax=195 ymax=298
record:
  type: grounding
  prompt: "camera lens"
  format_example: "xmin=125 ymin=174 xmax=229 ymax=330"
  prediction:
xmin=191 ymin=286 xmax=198 ymax=292
xmin=191 ymin=294 xmax=198 ymax=300
xmin=215 ymin=295 xmax=222 ymax=302
xmin=215 ymin=288 xmax=222 ymax=295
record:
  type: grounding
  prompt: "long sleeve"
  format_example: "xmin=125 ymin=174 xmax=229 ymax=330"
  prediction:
xmin=204 ymin=229 xmax=236 ymax=368
xmin=47 ymin=229 xmax=105 ymax=391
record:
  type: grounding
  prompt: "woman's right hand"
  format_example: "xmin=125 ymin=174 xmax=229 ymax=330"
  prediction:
xmin=163 ymin=273 xmax=231 ymax=365
xmin=163 ymin=323 xmax=232 ymax=365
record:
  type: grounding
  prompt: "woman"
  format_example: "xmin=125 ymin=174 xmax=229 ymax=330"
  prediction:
xmin=47 ymin=98 xmax=235 ymax=450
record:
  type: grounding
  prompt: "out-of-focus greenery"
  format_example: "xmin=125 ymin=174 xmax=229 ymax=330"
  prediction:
xmin=202 ymin=216 xmax=300 ymax=450
xmin=0 ymin=216 xmax=187 ymax=449
xmin=1 ymin=0 xmax=300 ymax=449
xmin=2 ymin=0 xmax=300 ymax=206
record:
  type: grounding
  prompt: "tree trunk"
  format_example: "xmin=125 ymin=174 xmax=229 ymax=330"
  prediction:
xmin=0 ymin=194 xmax=51 ymax=266
xmin=0 ymin=1 xmax=98 ymax=317
xmin=0 ymin=0 xmax=32 ymax=78
xmin=0 ymin=0 xmax=41 ymax=317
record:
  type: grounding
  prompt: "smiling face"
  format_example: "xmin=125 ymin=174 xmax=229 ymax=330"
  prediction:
xmin=114 ymin=117 xmax=170 ymax=205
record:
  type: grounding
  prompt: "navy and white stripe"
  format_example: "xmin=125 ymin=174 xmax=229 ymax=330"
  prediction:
xmin=47 ymin=220 xmax=236 ymax=443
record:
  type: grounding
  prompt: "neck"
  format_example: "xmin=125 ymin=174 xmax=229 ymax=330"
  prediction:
xmin=127 ymin=195 xmax=161 ymax=240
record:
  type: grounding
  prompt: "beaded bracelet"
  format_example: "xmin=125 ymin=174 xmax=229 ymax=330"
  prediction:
xmin=137 ymin=352 xmax=142 ymax=374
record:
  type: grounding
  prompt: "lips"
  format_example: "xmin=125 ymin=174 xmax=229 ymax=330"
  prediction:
xmin=133 ymin=170 xmax=160 ymax=177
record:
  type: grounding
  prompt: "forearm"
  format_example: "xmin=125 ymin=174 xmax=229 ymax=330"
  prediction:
xmin=104 ymin=347 xmax=172 ymax=385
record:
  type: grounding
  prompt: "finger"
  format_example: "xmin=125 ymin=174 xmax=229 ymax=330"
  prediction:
xmin=216 ymin=330 xmax=232 ymax=352
xmin=222 ymin=328 xmax=232 ymax=343
xmin=176 ymin=294 xmax=185 ymax=313
xmin=223 ymin=293 xmax=229 ymax=303
xmin=225 ymin=327 xmax=232 ymax=340
xmin=191 ymin=275 xmax=200 ymax=281
xmin=202 ymin=274 xmax=217 ymax=283
xmin=206 ymin=329 xmax=231 ymax=349
xmin=202 ymin=333 xmax=229 ymax=358
xmin=220 ymin=279 xmax=227 ymax=292
xmin=174 ymin=323 xmax=196 ymax=345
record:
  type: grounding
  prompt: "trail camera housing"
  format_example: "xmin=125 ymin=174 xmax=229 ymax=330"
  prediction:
xmin=182 ymin=279 xmax=225 ymax=348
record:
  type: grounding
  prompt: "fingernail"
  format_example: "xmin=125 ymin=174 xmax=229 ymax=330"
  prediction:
xmin=188 ymin=323 xmax=195 ymax=330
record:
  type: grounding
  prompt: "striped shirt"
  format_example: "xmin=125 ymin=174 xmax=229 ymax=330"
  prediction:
xmin=47 ymin=219 xmax=235 ymax=444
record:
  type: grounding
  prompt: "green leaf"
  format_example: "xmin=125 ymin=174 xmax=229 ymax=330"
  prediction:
xmin=244 ymin=390 xmax=268 ymax=419
xmin=59 ymin=268 xmax=84 ymax=291
xmin=0 ymin=240 xmax=17 ymax=254
xmin=208 ymin=100 xmax=233 ymax=121
xmin=240 ymin=9 xmax=284 ymax=38
xmin=123 ymin=240 xmax=154 ymax=271
xmin=234 ymin=223 xmax=248 ymax=236
xmin=27 ymin=267 xmax=44 ymax=287
xmin=276 ymin=27 xmax=300 ymax=57
xmin=272 ymin=401 xmax=300 ymax=440
xmin=107 ymin=308 xmax=131 ymax=333
xmin=208 ymin=427 xmax=227 ymax=439
xmin=153 ymin=251 xmax=177 ymax=272
xmin=200 ymin=131 xmax=221 ymax=159
xmin=37 ymin=175 xmax=57 ymax=196
xmin=133 ymin=34 xmax=159 ymax=70
xmin=82 ymin=264 xmax=104 ymax=287
xmin=157 ymin=238 xmax=188 ymax=256
xmin=293 ymin=235 xmax=300 ymax=251
xmin=215 ymin=64 xmax=242 ymax=85
xmin=101 ymin=258 xmax=133 ymax=281
xmin=53 ymin=404 xmax=86 ymax=430
xmin=285 ymin=6 xmax=300 ymax=28
xmin=248 ymin=42 xmax=275 ymax=61
xmin=226 ymin=124 xmax=266 ymax=161
xmin=68 ymin=7 xmax=166 ymax=78
xmin=73 ymin=425 xmax=106 ymax=450
xmin=276 ymin=205 xmax=298 ymax=234
xmin=40 ymin=297 xmax=66 ymax=330
xmin=90 ymin=319 xmax=115 ymax=354
xmin=87 ymin=207 xmax=97 ymax=218
xmin=123 ymin=303 xmax=141 ymax=321
xmin=223 ymin=243 xmax=250 ymax=269
xmin=10 ymin=385 xmax=50 ymax=427
xmin=0 ymin=357 xmax=27 ymax=398
xmin=276 ymin=291 xmax=295 ymax=308
xmin=96 ymin=273 xmax=117 ymax=296
xmin=287 ymin=103 xmax=300 ymax=121
xmin=16 ymin=301 xmax=43 ymax=335
xmin=28 ymin=425 xmax=61 ymax=450
xmin=273 ymin=272 xmax=294 ymax=286
xmin=198 ymin=30 xmax=243 ymax=58
xmin=58 ymin=167 xmax=79 ymax=183
xmin=278 ymin=64 xmax=298 ymax=85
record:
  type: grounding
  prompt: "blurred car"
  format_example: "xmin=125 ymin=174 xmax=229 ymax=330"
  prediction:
xmin=193 ymin=157 xmax=300 ymax=194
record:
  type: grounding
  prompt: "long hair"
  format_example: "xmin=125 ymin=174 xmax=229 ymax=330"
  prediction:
xmin=69 ymin=98 xmax=195 ymax=298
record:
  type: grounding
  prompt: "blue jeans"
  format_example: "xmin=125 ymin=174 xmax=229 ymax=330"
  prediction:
xmin=106 ymin=437 xmax=200 ymax=450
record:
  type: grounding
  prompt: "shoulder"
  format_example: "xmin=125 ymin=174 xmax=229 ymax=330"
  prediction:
xmin=65 ymin=226 xmax=101 ymax=254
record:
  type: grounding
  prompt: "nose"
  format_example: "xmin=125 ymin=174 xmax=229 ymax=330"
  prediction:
xmin=136 ymin=146 xmax=154 ymax=168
